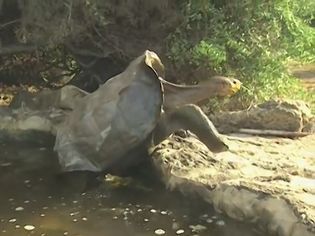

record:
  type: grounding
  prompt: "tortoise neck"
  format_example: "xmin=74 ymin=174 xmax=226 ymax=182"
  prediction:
xmin=162 ymin=80 xmax=218 ymax=109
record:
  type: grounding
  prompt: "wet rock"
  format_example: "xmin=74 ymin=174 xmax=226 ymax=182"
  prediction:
xmin=210 ymin=99 xmax=314 ymax=133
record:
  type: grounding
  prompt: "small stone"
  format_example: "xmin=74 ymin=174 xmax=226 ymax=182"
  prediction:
xmin=82 ymin=217 xmax=87 ymax=221
xmin=72 ymin=200 xmax=78 ymax=204
xmin=160 ymin=211 xmax=168 ymax=215
xmin=42 ymin=206 xmax=48 ymax=210
xmin=216 ymin=220 xmax=225 ymax=226
xmin=8 ymin=218 xmax=16 ymax=223
xmin=113 ymin=216 xmax=118 ymax=220
xmin=72 ymin=219 xmax=78 ymax=222
xmin=172 ymin=222 xmax=179 ymax=230
xmin=150 ymin=209 xmax=157 ymax=213
xmin=70 ymin=212 xmax=79 ymax=216
xmin=63 ymin=232 xmax=69 ymax=236
xmin=206 ymin=218 xmax=213 ymax=223
xmin=15 ymin=207 xmax=24 ymax=211
xmin=1 ymin=162 xmax=12 ymax=167
xmin=189 ymin=224 xmax=207 ymax=232
xmin=40 ymin=214 xmax=45 ymax=217
xmin=137 ymin=209 xmax=142 ymax=212
xmin=176 ymin=229 xmax=185 ymax=234
xmin=24 ymin=180 xmax=31 ymax=184
xmin=154 ymin=229 xmax=166 ymax=235
xmin=24 ymin=225 xmax=35 ymax=231
xmin=144 ymin=218 xmax=149 ymax=222
xmin=15 ymin=225 xmax=21 ymax=229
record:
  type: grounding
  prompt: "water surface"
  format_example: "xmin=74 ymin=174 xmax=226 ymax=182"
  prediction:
xmin=0 ymin=138 xmax=264 ymax=236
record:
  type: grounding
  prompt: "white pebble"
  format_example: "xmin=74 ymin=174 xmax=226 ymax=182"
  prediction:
xmin=15 ymin=225 xmax=21 ymax=229
xmin=40 ymin=214 xmax=45 ymax=217
xmin=82 ymin=217 xmax=87 ymax=221
xmin=206 ymin=218 xmax=213 ymax=223
xmin=8 ymin=218 xmax=16 ymax=223
xmin=154 ymin=229 xmax=166 ymax=235
xmin=160 ymin=211 xmax=168 ymax=215
xmin=189 ymin=224 xmax=207 ymax=232
xmin=150 ymin=209 xmax=157 ymax=213
xmin=216 ymin=220 xmax=225 ymax=226
xmin=15 ymin=207 xmax=24 ymax=211
xmin=176 ymin=229 xmax=185 ymax=234
xmin=144 ymin=218 xmax=149 ymax=222
xmin=24 ymin=225 xmax=35 ymax=231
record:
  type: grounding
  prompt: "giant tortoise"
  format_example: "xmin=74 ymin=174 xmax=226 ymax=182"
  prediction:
xmin=53 ymin=50 xmax=241 ymax=174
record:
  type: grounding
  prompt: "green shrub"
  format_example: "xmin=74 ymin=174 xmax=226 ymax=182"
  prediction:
xmin=166 ymin=0 xmax=315 ymax=111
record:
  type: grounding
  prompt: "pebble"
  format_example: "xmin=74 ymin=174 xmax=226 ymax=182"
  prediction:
xmin=15 ymin=225 xmax=21 ymax=229
xmin=144 ymin=218 xmax=149 ymax=222
xmin=160 ymin=211 xmax=168 ymax=215
xmin=24 ymin=225 xmax=35 ymax=231
xmin=189 ymin=224 xmax=207 ymax=232
xmin=172 ymin=222 xmax=179 ymax=230
xmin=15 ymin=207 xmax=24 ymax=211
xmin=206 ymin=218 xmax=213 ymax=223
xmin=8 ymin=218 xmax=16 ymax=223
xmin=176 ymin=229 xmax=185 ymax=234
xmin=82 ymin=217 xmax=88 ymax=221
xmin=70 ymin=212 xmax=80 ymax=216
xmin=150 ymin=209 xmax=157 ymax=213
xmin=216 ymin=220 xmax=225 ymax=226
xmin=154 ymin=229 xmax=166 ymax=235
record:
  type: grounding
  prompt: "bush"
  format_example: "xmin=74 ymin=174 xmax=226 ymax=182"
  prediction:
xmin=166 ymin=0 xmax=315 ymax=111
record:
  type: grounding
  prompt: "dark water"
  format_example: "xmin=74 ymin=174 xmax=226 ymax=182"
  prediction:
xmin=0 ymin=138 xmax=264 ymax=236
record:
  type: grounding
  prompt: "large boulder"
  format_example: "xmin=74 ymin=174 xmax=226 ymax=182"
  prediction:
xmin=150 ymin=133 xmax=315 ymax=236
xmin=210 ymin=99 xmax=314 ymax=133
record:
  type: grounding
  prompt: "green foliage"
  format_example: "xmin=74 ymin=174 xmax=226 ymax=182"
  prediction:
xmin=167 ymin=0 xmax=315 ymax=111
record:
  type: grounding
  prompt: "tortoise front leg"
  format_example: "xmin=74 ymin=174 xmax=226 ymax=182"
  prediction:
xmin=152 ymin=104 xmax=229 ymax=153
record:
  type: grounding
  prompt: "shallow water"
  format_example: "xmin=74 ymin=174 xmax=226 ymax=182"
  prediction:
xmin=0 ymin=138 xmax=264 ymax=236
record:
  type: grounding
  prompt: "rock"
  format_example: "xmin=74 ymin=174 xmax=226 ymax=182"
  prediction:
xmin=9 ymin=85 xmax=88 ymax=111
xmin=150 ymin=134 xmax=315 ymax=236
xmin=210 ymin=99 xmax=313 ymax=133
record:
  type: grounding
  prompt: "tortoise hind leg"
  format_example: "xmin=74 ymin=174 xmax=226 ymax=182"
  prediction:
xmin=153 ymin=104 xmax=229 ymax=153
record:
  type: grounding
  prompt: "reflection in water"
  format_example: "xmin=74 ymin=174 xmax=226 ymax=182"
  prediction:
xmin=0 ymin=139 xmax=264 ymax=236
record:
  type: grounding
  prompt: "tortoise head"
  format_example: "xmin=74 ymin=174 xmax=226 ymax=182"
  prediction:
xmin=144 ymin=50 xmax=165 ymax=79
xmin=199 ymin=76 xmax=242 ymax=97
